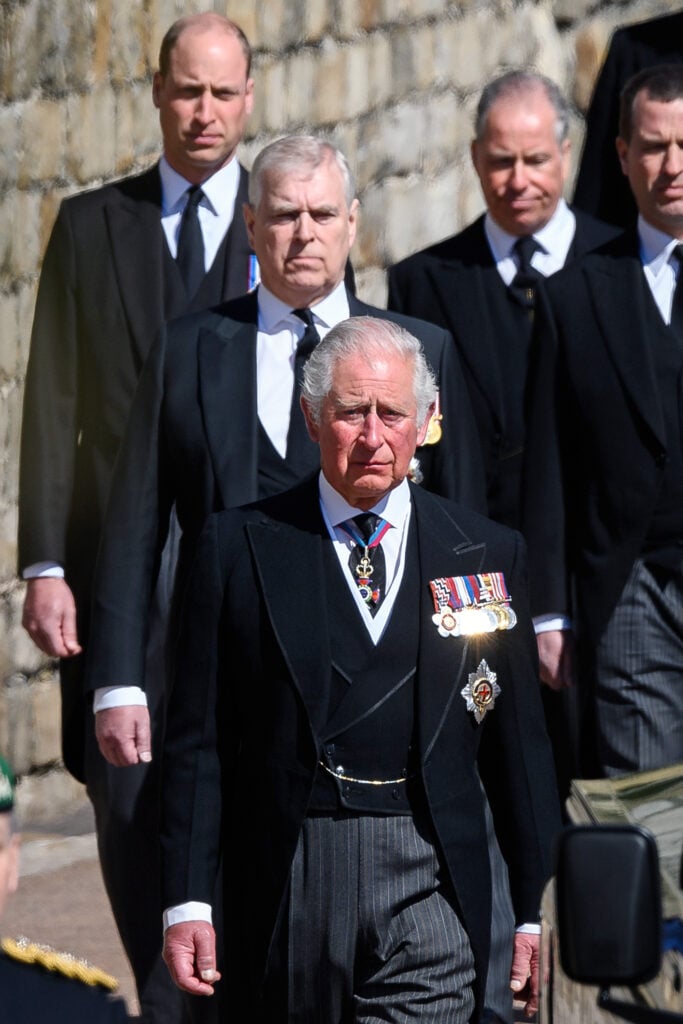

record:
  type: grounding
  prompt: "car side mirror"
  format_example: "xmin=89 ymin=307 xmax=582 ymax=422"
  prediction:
xmin=554 ymin=824 xmax=675 ymax=1024
xmin=555 ymin=824 xmax=662 ymax=987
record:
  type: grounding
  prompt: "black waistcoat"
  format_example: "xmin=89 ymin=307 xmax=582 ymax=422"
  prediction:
xmin=307 ymin=527 xmax=422 ymax=815
xmin=256 ymin=424 xmax=318 ymax=499
xmin=478 ymin=277 xmax=535 ymax=529
xmin=162 ymin=218 xmax=244 ymax=320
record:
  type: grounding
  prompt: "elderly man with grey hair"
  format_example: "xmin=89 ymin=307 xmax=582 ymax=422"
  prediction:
xmin=388 ymin=69 xmax=618 ymax=809
xmin=160 ymin=315 xmax=561 ymax=1024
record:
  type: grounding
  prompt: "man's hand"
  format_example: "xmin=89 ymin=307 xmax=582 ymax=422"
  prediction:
xmin=537 ymin=629 xmax=574 ymax=691
xmin=96 ymin=706 xmax=152 ymax=766
xmin=22 ymin=577 xmax=82 ymax=658
xmin=163 ymin=921 xmax=220 ymax=996
xmin=510 ymin=931 xmax=540 ymax=1018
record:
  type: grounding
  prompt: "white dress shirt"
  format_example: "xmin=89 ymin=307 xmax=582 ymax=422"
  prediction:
xmin=484 ymin=198 xmax=576 ymax=284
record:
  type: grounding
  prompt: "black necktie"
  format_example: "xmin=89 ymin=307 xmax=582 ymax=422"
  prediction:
xmin=176 ymin=186 xmax=205 ymax=298
xmin=346 ymin=513 xmax=387 ymax=616
xmin=286 ymin=309 xmax=321 ymax=470
xmin=670 ymin=244 xmax=683 ymax=338
xmin=509 ymin=235 xmax=542 ymax=310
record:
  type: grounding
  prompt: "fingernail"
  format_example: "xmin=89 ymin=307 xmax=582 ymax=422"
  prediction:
xmin=139 ymin=751 xmax=152 ymax=763
xmin=201 ymin=969 xmax=216 ymax=981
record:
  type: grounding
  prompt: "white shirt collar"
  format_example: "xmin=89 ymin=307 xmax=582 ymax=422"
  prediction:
xmin=318 ymin=473 xmax=411 ymax=529
xmin=158 ymin=154 xmax=240 ymax=218
xmin=484 ymin=198 xmax=574 ymax=262
xmin=637 ymin=215 xmax=683 ymax=276
xmin=257 ymin=279 xmax=350 ymax=333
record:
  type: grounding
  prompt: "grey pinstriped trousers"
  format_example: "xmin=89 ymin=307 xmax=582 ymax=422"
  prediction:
xmin=595 ymin=558 xmax=683 ymax=776
xmin=286 ymin=814 xmax=476 ymax=1024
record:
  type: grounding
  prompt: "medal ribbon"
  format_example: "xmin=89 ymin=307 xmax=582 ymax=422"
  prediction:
xmin=429 ymin=572 xmax=511 ymax=613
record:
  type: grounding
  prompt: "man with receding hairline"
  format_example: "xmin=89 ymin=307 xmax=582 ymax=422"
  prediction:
xmin=18 ymin=12 xmax=255 ymax=1022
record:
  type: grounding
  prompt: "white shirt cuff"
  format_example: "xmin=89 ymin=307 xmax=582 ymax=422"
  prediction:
xmin=93 ymin=686 xmax=148 ymax=713
xmin=533 ymin=614 xmax=571 ymax=634
xmin=22 ymin=562 xmax=65 ymax=579
xmin=516 ymin=923 xmax=541 ymax=934
xmin=163 ymin=902 xmax=213 ymax=932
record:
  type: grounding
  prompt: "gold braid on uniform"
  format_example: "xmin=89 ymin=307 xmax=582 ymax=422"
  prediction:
xmin=1 ymin=936 xmax=119 ymax=991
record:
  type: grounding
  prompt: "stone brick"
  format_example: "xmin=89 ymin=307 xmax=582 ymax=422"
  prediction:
xmin=219 ymin=0 xmax=258 ymax=45
xmin=0 ymin=192 xmax=43 ymax=284
xmin=258 ymin=59 xmax=288 ymax=132
xmin=65 ymin=85 xmax=118 ymax=183
xmin=365 ymin=32 xmax=393 ymax=110
xmin=0 ymin=292 xmax=21 ymax=381
xmin=0 ymin=586 xmax=48 ymax=680
xmin=256 ymin=0 xmax=287 ymax=50
xmin=15 ymin=768 xmax=88 ymax=827
xmin=304 ymin=0 xmax=331 ymax=41
xmin=1 ymin=0 xmax=43 ymax=102
xmin=109 ymin=2 xmax=148 ymax=83
xmin=0 ymin=105 xmax=20 ymax=189
xmin=574 ymin=20 xmax=613 ymax=112
xmin=283 ymin=48 xmax=318 ymax=128
xmin=2 ymin=674 xmax=32 ymax=776
xmin=31 ymin=677 xmax=63 ymax=767
xmin=313 ymin=43 xmax=349 ymax=125
xmin=18 ymin=99 xmax=68 ymax=187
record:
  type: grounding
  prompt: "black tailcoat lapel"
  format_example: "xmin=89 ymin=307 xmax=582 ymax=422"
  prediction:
xmin=104 ymin=166 xmax=166 ymax=370
xmin=584 ymin=236 xmax=666 ymax=451
xmin=198 ymin=292 xmax=261 ymax=510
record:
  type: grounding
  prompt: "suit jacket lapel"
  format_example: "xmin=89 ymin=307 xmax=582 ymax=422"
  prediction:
xmin=105 ymin=166 xmax=165 ymax=368
xmin=246 ymin=486 xmax=332 ymax=735
xmin=410 ymin=488 xmax=487 ymax=759
xmin=586 ymin=240 xmax=666 ymax=450
xmin=198 ymin=293 xmax=260 ymax=509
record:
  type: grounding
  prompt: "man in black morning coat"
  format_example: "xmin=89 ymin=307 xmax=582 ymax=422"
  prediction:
xmin=17 ymin=13 xmax=254 ymax=1022
xmin=574 ymin=9 xmax=683 ymax=228
xmin=523 ymin=65 xmax=683 ymax=777
xmin=388 ymin=70 xmax=617 ymax=800
xmin=160 ymin=316 xmax=561 ymax=1024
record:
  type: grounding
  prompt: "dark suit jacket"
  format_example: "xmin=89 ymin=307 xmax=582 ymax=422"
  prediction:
xmin=573 ymin=12 xmax=683 ymax=228
xmin=87 ymin=288 xmax=486 ymax=692
xmin=387 ymin=211 xmax=618 ymax=527
xmin=18 ymin=162 xmax=252 ymax=777
xmin=522 ymin=231 xmax=670 ymax=646
xmin=161 ymin=480 xmax=561 ymax=1020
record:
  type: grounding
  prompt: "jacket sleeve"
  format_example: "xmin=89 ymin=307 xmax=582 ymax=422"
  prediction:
xmin=85 ymin=326 xmax=174 ymax=691
xmin=18 ymin=204 xmax=80 ymax=570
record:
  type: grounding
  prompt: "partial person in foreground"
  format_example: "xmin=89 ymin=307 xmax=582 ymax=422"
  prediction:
xmin=524 ymin=64 xmax=683 ymax=777
xmin=0 ymin=756 xmax=130 ymax=1022
xmin=161 ymin=317 xmax=562 ymax=1023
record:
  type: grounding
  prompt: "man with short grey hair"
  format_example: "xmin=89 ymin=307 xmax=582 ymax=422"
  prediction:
xmin=160 ymin=316 xmax=561 ymax=1023
xmin=388 ymin=69 xmax=618 ymax=814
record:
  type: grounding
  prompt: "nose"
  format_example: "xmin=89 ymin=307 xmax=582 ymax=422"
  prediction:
xmin=293 ymin=212 xmax=315 ymax=242
xmin=664 ymin=142 xmax=683 ymax=176
xmin=360 ymin=411 xmax=383 ymax=449
xmin=193 ymin=90 xmax=214 ymax=124
xmin=509 ymin=159 xmax=529 ymax=191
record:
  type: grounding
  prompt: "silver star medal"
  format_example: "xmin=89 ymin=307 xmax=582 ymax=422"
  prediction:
xmin=461 ymin=659 xmax=500 ymax=723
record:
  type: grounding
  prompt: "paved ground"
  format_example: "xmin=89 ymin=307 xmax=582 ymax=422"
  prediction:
xmin=3 ymin=799 xmax=533 ymax=1022
xmin=3 ymin=801 xmax=140 ymax=1016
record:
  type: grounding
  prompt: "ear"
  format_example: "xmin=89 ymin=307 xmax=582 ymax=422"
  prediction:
xmin=301 ymin=397 xmax=320 ymax=443
xmin=243 ymin=203 xmax=256 ymax=249
xmin=152 ymin=72 xmax=163 ymax=110
xmin=615 ymin=136 xmax=629 ymax=177
xmin=244 ymin=78 xmax=255 ymax=116
xmin=347 ymin=197 xmax=360 ymax=249
xmin=416 ymin=402 xmax=435 ymax=447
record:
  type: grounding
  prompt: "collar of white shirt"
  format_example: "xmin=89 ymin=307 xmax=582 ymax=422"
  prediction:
xmin=638 ymin=215 xmax=683 ymax=323
xmin=257 ymin=279 xmax=350 ymax=333
xmin=484 ymin=198 xmax=576 ymax=284
xmin=158 ymin=154 xmax=240 ymax=218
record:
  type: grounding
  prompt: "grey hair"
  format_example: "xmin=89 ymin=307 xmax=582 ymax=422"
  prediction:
xmin=475 ymin=70 xmax=570 ymax=145
xmin=248 ymin=135 xmax=356 ymax=209
xmin=301 ymin=316 xmax=437 ymax=425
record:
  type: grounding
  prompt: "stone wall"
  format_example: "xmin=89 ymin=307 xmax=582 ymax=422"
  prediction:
xmin=0 ymin=0 xmax=679 ymax=820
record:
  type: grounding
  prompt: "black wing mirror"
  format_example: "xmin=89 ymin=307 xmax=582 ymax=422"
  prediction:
xmin=554 ymin=824 xmax=681 ymax=1024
